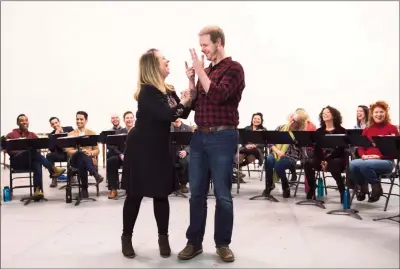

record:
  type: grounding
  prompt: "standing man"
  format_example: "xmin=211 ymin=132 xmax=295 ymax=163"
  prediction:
xmin=178 ymin=26 xmax=245 ymax=263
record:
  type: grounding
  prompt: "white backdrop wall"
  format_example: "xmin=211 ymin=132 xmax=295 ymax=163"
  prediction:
xmin=1 ymin=1 xmax=399 ymax=134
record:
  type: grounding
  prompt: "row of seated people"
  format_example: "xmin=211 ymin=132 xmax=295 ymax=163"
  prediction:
xmin=5 ymin=111 xmax=106 ymax=198
xmin=239 ymin=101 xmax=398 ymax=207
xmin=4 ymin=101 xmax=398 ymax=204
xmin=237 ymin=104 xmax=371 ymax=181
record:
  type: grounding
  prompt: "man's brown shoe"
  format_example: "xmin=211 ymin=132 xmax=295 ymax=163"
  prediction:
xmin=108 ymin=190 xmax=118 ymax=199
xmin=216 ymin=246 xmax=235 ymax=262
xmin=177 ymin=244 xmax=203 ymax=260
xmin=52 ymin=166 xmax=66 ymax=178
xmin=180 ymin=185 xmax=189 ymax=193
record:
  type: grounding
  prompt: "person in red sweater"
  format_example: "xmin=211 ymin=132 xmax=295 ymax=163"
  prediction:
xmin=6 ymin=114 xmax=65 ymax=196
xmin=349 ymin=101 xmax=399 ymax=203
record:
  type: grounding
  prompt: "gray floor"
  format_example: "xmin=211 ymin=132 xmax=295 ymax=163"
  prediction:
xmin=1 ymin=167 xmax=399 ymax=268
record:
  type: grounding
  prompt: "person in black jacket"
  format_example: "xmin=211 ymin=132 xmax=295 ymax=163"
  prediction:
xmin=106 ymin=111 xmax=135 ymax=199
xmin=120 ymin=49 xmax=191 ymax=259
xmin=46 ymin=117 xmax=73 ymax=187
xmin=304 ymin=106 xmax=347 ymax=202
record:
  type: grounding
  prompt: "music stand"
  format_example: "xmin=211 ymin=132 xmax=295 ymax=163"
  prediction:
xmin=237 ymin=129 xmax=267 ymax=188
xmin=56 ymin=135 xmax=99 ymax=206
xmin=324 ymin=133 xmax=374 ymax=219
xmin=347 ymin=134 xmax=373 ymax=148
xmin=371 ymin=136 xmax=400 ymax=223
xmin=99 ymin=131 xmax=116 ymax=144
xmin=170 ymin=132 xmax=193 ymax=199
xmin=106 ymin=134 xmax=127 ymax=200
xmin=4 ymin=138 xmax=51 ymax=205
xmin=296 ymin=135 xmax=348 ymax=210
xmin=292 ymin=131 xmax=316 ymax=147
xmin=248 ymin=131 xmax=293 ymax=202
xmin=346 ymin=129 xmax=363 ymax=137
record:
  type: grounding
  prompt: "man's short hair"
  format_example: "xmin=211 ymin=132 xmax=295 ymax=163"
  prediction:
xmin=123 ymin=111 xmax=134 ymax=119
xmin=198 ymin=26 xmax=225 ymax=47
xmin=16 ymin=114 xmax=26 ymax=124
xmin=76 ymin=111 xmax=88 ymax=120
xmin=49 ymin=117 xmax=59 ymax=123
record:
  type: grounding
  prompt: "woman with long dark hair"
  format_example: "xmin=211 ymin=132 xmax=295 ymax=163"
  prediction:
xmin=304 ymin=106 xmax=347 ymax=202
xmin=238 ymin=112 xmax=267 ymax=167
xmin=354 ymin=105 xmax=369 ymax=129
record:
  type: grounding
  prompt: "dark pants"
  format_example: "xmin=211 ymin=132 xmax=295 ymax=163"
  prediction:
xmin=70 ymin=151 xmax=97 ymax=189
xmin=304 ymin=157 xmax=345 ymax=198
xmin=176 ymin=156 xmax=189 ymax=186
xmin=10 ymin=150 xmax=53 ymax=191
xmin=265 ymin=154 xmax=294 ymax=189
xmin=46 ymin=151 xmax=68 ymax=164
xmin=122 ymin=195 xmax=169 ymax=236
xmin=288 ymin=149 xmax=314 ymax=178
xmin=186 ymin=129 xmax=237 ymax=247
xmin=107 ymin=155 xmax=123 ymax=190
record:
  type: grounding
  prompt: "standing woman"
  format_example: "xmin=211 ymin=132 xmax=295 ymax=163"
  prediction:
xmin=121 ymin=49 xmax=191 ymax=258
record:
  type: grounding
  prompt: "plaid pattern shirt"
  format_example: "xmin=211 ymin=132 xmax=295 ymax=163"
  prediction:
xmin=192 ymin=57 xmax=245 ymax=127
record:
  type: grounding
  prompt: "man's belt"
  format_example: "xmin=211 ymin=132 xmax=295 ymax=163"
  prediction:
xmin=196 ymin=125 xmax=236 ymax=133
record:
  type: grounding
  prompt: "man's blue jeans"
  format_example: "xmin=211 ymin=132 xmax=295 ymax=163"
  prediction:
xmin=10 ymin=150 xmax=53 ymax=191
xmin=186 ymin=129 xmax=238 ymax=247
xmin=70 ymin=151 xmax=97 ymax=189
xmin=349 ymin=158 xmax=394 ymax=185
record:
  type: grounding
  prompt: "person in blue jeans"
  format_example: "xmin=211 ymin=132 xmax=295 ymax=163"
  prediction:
xmin=178 ymin=26 xmax=245 ymax=263
xmin=264 ymin=112 xmax=308 ymax=198
xmin=6 ymin=114 xmax=65 ymax=197
xmin=349 ymin=100 xmax=399 ymax=202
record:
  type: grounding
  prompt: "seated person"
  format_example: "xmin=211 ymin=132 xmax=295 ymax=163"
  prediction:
xmin=349 ymin=101 xmax=399 ymax=203
xmin=238 ymin=112 xmax=267 ymax=168
xmin=6 ymin=114 xmax=65 ymax=196
xmin=108 ymin=114 xmax=123 ymax=132
xmin=46 ymin=116 xmax=74 ymax=187
xmin=264 ymin=112 xmax=308 ymax=198
xmin=288 ymin=108 xmax=317 ymax=181
xmin=65 ymin=111 xmax=104 ymax=198
xmin=350 ymin=105 xmax=369 ymax=159
xmin=354 ymin=105 xmax=369 ymax=129
xmin=171 ymin=118 xmax=193 ymax=193
xmin=107 ymin=111 xmax=135 ymax=199
xmin=304 ymin=106 xmax=347 ymax=202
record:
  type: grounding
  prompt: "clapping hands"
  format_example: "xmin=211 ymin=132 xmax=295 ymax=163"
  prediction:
xmin=180 ymin=89 xmax=192 ymax=106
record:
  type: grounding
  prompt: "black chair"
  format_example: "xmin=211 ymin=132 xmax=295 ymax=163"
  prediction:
xmin=380 ymin=160 xmax=399 ymax=211
xmin=64 ymin=158 xmax=100 ymax=206
xmin=6 ymin=151 xmax=35 ymax=200
xmin=9 ymin=166 xmax=35 ymax=200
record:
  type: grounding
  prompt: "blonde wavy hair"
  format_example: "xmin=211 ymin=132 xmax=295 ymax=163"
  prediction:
xmin=295 ymin=108 xmax=310 ymax=121
xmin=368 ymin=100 xmax=392 ymax=125
xmin=134 ymin=49 xmax=174 ymax=101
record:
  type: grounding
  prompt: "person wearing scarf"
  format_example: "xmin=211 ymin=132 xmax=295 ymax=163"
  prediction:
xmin=263 ymin=112 xmax=308 ymax=198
